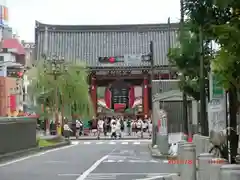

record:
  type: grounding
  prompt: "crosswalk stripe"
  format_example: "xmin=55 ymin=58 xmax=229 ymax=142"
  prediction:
xmin=83 ymin=142 xmax=91 ymax=144
xmin=79 ymin=140 xmax=151 ymax=145
xmin=96 ymin=142 xmax=104 ymax=144
xmin=133 ymin=142 xmax=140 ymax=145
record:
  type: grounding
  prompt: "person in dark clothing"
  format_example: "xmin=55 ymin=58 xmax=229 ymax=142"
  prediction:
xmin=103 ymin=119 xmax=108 ymax=136
xmin=126 ymin=118 xmax=131 ymax=135
xmin=120 ymin=119 xmax=124 ymax=132
xmin=92 ymin=118 xmax=98 ymax=136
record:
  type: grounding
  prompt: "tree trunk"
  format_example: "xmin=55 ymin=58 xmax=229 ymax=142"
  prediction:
xmin=229 ymin=84 xmax=239 ymax=163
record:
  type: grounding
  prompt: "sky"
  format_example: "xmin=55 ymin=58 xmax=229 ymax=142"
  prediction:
xmin=4 ymin=0 xmax=180 ymax=42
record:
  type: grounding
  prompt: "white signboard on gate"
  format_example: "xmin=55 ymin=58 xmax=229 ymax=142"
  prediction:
xmin=124 ymin=54 xmax=142 ymax=65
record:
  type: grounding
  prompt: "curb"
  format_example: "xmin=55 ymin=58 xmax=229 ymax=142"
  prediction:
xmin=0 ymin=140 xmax=71 ymax=163
xmin=148 ymin=144 xmax=177 ymax=159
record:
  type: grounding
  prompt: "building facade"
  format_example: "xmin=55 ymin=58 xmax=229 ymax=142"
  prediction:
xmin=0 ymin=50 xmax=24 ymax=116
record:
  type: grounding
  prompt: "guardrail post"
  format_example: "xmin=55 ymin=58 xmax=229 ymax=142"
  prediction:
xmin=220 ymin=164 xmax=240 ymax=180
xmin=209 ymin=158 xmax=228 ymax=180
xmin=180 ymin=142 xmax=196 ymax=180
xmin=198 ymin=153 xmax=214 ymax=180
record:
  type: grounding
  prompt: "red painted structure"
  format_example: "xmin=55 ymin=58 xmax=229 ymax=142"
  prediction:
xmin=90 ymin=75 xmax=97 ymax=115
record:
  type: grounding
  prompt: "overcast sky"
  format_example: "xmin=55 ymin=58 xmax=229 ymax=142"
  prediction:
xmin=5 ymin=0 xmax=180 ymax=42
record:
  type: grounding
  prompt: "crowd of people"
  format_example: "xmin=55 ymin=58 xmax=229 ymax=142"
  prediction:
xmin=64 ymin=116 xmax=153 ymax=139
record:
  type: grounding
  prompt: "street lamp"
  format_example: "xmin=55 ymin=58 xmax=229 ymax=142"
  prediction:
xmin=42 ymin=54 xmax=67 ymax=135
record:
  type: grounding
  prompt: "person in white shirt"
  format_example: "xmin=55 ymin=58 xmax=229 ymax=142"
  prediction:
xmin=75 ymin=119 xmax=82 ymax=139
xmin=136 ymin=119 xmax=143 ymax=138
xmin=116 ymin=119 xmax=121 ymax=138
xmin=97 ymin=119 xmax=104 ymax=139
xmin=63 ymin=121 xmax=72 ymax=139
xmin=111 ymin=122 xmax=117 ymax=139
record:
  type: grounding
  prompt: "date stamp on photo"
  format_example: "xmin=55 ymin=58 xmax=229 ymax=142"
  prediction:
xmin=167 ymin=159 xmax=226 ymax=164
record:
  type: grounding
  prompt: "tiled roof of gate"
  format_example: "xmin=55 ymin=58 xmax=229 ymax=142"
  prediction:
xmin=35 ymin=21 xmax=179 ymax=32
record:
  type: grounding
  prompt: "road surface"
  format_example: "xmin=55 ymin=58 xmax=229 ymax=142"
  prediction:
xmin=0 ymin=140 xmax=178 ymax=180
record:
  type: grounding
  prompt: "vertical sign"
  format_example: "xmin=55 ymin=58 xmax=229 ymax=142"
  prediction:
xmin=210 ymin=72 xmax=224 ymax=99
xmin=208 ymin=70 xmax=226 ymax=134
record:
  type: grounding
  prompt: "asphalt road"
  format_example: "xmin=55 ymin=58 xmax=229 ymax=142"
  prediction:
xmin=0 ymin=140 xmax=178 ymax=180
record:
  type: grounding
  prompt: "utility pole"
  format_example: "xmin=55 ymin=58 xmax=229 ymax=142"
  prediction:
xmin=199 ymin=27 xmax=208 ymax=136
xmin=150 ymin=41 xmax=156 ymax=146
xmin=180 ymin=0 xmax=189 ymax=135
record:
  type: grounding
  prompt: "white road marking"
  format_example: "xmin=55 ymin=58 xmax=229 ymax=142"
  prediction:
xmin=85 ymin=174 xmax=116 ymax=179
xmin=136 ymin=176 xmax=164 ymax=180
xmin=103 ymin=159 xmax=116 ymax=163
xmin=71 ymin=141 xmax=80 ymax=145
xmin=58 ymin=174 xmax=80 ymax=176
xmin=0 ymin=141 xmax=79 ymax=168
xmin=76 ymin=148 xmax=117 ymax=180
xmin=96 ymin=142 xmax=104 ymax=144
xmin=149 ymin=159 xmax=159 ymax=163
xmin=133 ymin=142 xmax=141 ymax=145
xmin=162 ymin=160 xmax=169 ymax=163
xmin=88 ymin=173 xmax=173 ymax=176
xmin=121 ymin=142 xmax=128 ymax=144
xmin=117 ymin=160 xmax=124 ymax=162
xmin=109 ymin=141 xmax=116 ymax=144
xmin=83 ymin=142 xmax=91 ymax=144
xmin=76 ymin=155 xmax=109 ymax=180
xmin=129 ymin=159 xmax=148 ymax=163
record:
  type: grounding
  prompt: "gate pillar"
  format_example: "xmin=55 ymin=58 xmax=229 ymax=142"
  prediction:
xmin=91 ymin=75 xmax=97 ymax=115
xmin=143 ymin=76 xmax=149 ymax=118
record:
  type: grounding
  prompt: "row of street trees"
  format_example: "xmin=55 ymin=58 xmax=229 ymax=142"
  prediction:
xmin=26 ymin=60 xmax=94 ymax=123
xmin=168 ymin=0 xmax=240 ymax=163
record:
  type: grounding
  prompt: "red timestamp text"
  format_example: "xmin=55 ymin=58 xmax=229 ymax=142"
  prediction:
xmin=168 ymin=160 xmax=194 ymax=164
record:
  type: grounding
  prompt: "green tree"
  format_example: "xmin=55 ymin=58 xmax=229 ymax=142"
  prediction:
xmin=168 ymin=22 xmax=212 ymax=101
xmin=183 ymin=0 xmax=240 ymax=163
xmin=27 ymin=61 xmax=94 ymax=119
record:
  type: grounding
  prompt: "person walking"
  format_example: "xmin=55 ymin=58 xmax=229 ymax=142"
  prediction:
xmin=116 ymin=119 xmax=121 ymax=138
xmin=63 ymin=121 xmax=72 ymax=140
xmin=111 ymin=121 xmax=117 ymax=139
xmin=75 ymin=119 xmax=82 ymax=139
xmin=126 ymin=118 xmax=131 ymax=136
xmin=97 ymin=118 xmax=104 ymax=139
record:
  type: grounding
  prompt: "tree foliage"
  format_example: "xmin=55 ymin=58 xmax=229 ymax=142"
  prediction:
xmin=26 ymin=60 xmax=94 ymax=119
xmin=210 ymin=1 xmax=240 ymax=92
xmin=168 ymin=0 xmax=240 ymax=100
xmin=168 ymin=28 xmax=201 ymax=100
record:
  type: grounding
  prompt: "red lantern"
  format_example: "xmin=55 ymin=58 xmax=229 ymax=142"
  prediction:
xmin=17 ymin=72 xmax=23 ymax=77
xmin=109 ymin=57 xmax=115 ymax=63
